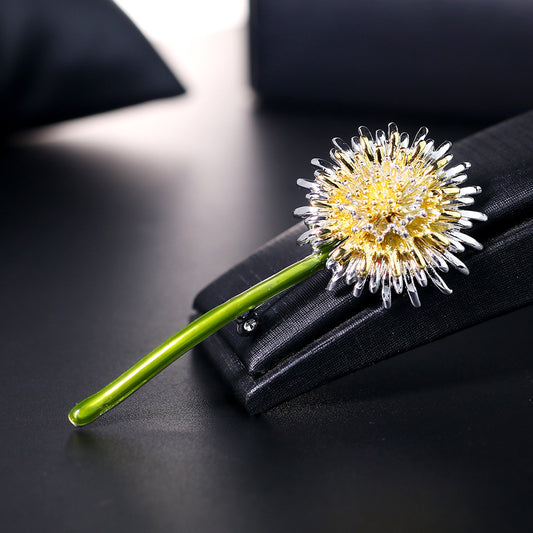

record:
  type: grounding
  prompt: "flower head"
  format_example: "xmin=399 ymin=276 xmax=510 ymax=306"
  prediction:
xmin=295 ymin=123 xmax=487 ymax=307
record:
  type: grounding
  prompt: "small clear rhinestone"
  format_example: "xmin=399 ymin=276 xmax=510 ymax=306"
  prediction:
xmin=243 ymin=318 xmax=258 ymax=333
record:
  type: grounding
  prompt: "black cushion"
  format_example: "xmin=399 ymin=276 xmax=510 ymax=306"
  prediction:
xmin=194 ymin=111 xmax=533 ymax=413
xmin=0 ymin=0 xmax=184 ymax=132
xmin=251 ymin=0 xmax=533 ymax=120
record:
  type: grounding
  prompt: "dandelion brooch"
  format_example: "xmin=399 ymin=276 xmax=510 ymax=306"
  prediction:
xmin=295 ymin=123 xmax=487 ymax=307
xmin=69 ymin=124 xmax=486 ymax=427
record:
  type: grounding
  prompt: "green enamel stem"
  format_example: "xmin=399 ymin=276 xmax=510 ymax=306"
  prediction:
xmin=68 ymin=251 xmax=328 ymax=427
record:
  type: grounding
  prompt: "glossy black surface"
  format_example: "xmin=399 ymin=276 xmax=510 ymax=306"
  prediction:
xmin=1 ymin=30 xmax=531 ymax=532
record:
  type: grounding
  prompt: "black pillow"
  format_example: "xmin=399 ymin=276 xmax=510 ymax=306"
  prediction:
xmin=250 ymin=0 xmax=533 ymax=120
xmin=194 ymin=111 xmax=533 ymax=414
xmin=0 ymin=0 xmax=184 ymax=132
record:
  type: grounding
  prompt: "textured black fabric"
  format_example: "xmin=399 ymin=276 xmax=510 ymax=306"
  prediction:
xmin=0 ymin=0 xmax=184 ymax=132
xmin=194 ymin=111 xmax=533 ymax=413
xmin=250 ymin=0 xmax=533 ymax=120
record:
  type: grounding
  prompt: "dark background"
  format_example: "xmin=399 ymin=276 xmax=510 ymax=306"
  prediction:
xmin=2 ymin=25 xmax=532 ymax=533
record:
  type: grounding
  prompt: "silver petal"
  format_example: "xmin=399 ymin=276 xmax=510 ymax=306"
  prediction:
xmin=426 ymin=265 xmax=453 ymax=295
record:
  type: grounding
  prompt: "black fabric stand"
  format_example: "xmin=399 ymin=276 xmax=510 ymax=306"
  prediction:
xmin=194 ymin=111 xmax=533 ymax=414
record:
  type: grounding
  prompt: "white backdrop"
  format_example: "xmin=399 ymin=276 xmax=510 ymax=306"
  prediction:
xmin=114 ymin=0 xmax=248 ymax=44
